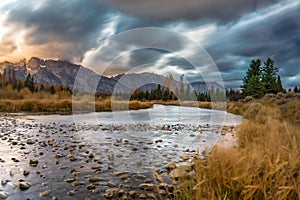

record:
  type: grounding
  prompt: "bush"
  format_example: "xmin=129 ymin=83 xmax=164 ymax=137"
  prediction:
xmin=191 ymin=99 xmax=300 ymax=199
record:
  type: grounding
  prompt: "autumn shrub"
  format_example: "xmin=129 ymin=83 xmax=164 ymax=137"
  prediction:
xmin=189 ymin=99 xmax=300 ymax=199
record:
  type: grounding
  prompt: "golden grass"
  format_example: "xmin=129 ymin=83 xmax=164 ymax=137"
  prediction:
xmin=189 ymin=98 xmax=300 ymax=200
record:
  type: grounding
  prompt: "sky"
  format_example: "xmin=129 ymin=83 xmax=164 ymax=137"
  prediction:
xmin=0 ymin=0 xmax=299 ymax=89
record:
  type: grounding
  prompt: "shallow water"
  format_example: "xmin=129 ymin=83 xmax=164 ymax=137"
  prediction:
xmin=32 ymin=104 xmax=242 ymax=126
xmin=0 ymin=105 xmax=242 ymax=199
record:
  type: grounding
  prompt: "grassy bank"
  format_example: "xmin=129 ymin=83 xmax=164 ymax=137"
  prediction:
xmin=0 ymin=94 xmax=214 ymax=113
xmin=183 ymin=93 xmax=300 ymax=199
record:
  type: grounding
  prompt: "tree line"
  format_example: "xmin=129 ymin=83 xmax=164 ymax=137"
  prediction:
xmin=242 ymin=57 xmax=284 ymax=98
xmin=0 ymin=69 xmax=72 ymax=99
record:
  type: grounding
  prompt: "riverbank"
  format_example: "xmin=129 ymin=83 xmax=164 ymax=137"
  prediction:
xmin=0 ymin=97 xmax=216 ymax=114
xmin=188 ymin=92 xmax=300 ymax=199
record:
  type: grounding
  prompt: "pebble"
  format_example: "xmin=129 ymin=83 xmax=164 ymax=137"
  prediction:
xmin=29 ymin=159 xmax=39 ymax=167
xmin=104 ymin=188 xmax=118 ymax=198
xmin=86 ymin=184 xmax=96 ymax=190
xmin=107 ymin=182 xmax=117 ymax=187
xmin=68 ymin=190 xmax=75 ymax=196
xmin=40 ymin=190 xmax=51 ymax=197
xmin=26 ymin=139 xmax=35 ymax=144
xmin=0 ymin=191 xmax=8 ymax=199
xmin=129 ymin=190 xmax=136 ymax=196
xmin=69 ymin=156 xmax=77 ymax=161
xmin=165 ymin=162 xmax=177 ymax=170
xmin=23 ymin=170 xmax=30 ymax=176
xmin=114 ymin=171 xmax=128 ymax=176
xmin=169 ymin=168 xmax=189 ymax=179
xmin=139 ymin=183 xmax=155 ymax=191
xmin=139 ymin=193 xmax=147 ymax=199
xmin=1 ymin=180 xmax=8 ymax=186
xmin=88 ymin=177 xmax=101 ymax=182
xmin=19 ymin=181 xmax=30 ymax=190
xmin=72 ymin=181 xmax=85 ymax=186
xmin=65 ymin=177 xmax=76 ymax=183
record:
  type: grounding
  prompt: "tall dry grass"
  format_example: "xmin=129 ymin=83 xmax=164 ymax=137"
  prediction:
xmin=190 ymin=98 xmax=300 ymax=199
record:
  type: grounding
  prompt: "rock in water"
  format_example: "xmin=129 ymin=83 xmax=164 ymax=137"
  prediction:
xmin=169 ymin=168 xmax=189 ymax=179
xmin=0 ymin=191 xmax=8 ymax=199
xmin=19 ymin=182 xmax=30 ymax=190
xmin=165 ymin=162 xmax=176 ymax=170
xmin=139 ymin=183 xmax=155 ymax=191
xmin=40 ymin=190 xmax=51 ymax=197
xmin=29 ymin=159 xmax=38 ymax=167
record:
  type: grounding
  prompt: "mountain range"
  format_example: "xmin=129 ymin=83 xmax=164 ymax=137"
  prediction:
xmin=0 ymin=57 xmax=223 ymax=93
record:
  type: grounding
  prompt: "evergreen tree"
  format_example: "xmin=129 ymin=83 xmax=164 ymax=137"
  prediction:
xmin=40 ymin=84 xmax=45 ymax=91
xmin=276 ymin=75 xmax=284 ymax=93
xmin=24 ymin=73 xmax=35 ymax=93
xmin=262 ymin=57 xmax=279 ymax=94
xmin=50 ymin=85 xmax=55 ymax=94
xmin=294 ymin=86 xmax=299 ymax=93
xmin=242 ymin=59 xmax=263 ymax=98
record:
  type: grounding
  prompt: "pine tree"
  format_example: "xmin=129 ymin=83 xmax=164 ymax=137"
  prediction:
xmin=242 ymin=59 xmax=263 ymax=98
xmin=294 ymin=86 xmax=299 ymax=93
xmin=276 ymin=75 xmax=284 ymax=93
xmin=262 ymin=57 xmax=279 ymax=94
xmin=50 ymin=85 xmax=55 ymax=94
xmin=24 ymin=73 xmax=35 ymax=93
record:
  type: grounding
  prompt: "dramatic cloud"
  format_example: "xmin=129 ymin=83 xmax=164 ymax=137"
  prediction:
xmin=104 ymin=0 xmax=283 ymax=23
xmin=0 ymin=0 xmax=113 ymax=62
xmin=0 ymin=0 xmax=299 ymax=88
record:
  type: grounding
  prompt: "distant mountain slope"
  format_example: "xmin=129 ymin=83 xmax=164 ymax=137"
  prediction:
xmin=0 ymin=57 xmax=224 ymax=94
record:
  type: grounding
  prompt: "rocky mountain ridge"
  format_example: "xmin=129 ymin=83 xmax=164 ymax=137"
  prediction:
xmin=0 ymin=57 xmax=223 ymax=93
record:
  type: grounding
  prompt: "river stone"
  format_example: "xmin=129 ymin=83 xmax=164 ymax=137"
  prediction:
xmin=165 ymin=162 xmax=176 ymax=170
xmin=65 ymin=177 xmax=76 ymax=183
xmin=128 ymin=191 xmax=136 ymax=196
xmin=88 ymin=177 xmax=101 ymax=182
xmin=26 ymin=139 xmax=35 ymax=144
xmin=69 ymin=156 xmax=77 ymax=161
xmin=0 ymin=191 xmax=8 ymax=199
xmin=179 ymin=155 xmax=189 ymax=161
xmin=91 ymin=165 xmax=101 ymax=170
xmin=86 ymin=184 xmax=96 ymax=190
xmin=1 ymin=180 xmax=8 ymax=186
xmin=139 ymin=183 xmax=155 ymax=191
xmin=107 ymin=182 xmax=117 ymax=187
xmin=55 ymin=154 xmax=63 ymax=158
xmin=29 ymin=159 xmax=38 ymax=167
xmin=72 ymin=181 xmax=85 ymax=186
xmin=169 ymin=168 xmax=189 ymax=179
xmin=104 ymin=188 xmax=119 ymax=198
xmin=19 ymin=182 xmax=30 ymax=190
xmin=23 ymin=170 xmax=30 ymax=176
xmin=139 ymin=193 xmax=147 ymax=199
xmin=135 ymin=173 xmax=146 ymax=180
xmin=40 ymin=190 xmax=51 ymax=197
xmin=91 ymin=189 xmax=100 ymax=194
xmin=114 ymin=171 xmax=128 ymax=176
xmin=67 ymin=190 xmax=75 ymax=196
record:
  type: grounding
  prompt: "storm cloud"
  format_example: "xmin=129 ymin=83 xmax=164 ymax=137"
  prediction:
xmin=0 ymin=0 xmax=299 ymax=88
xmin=104 ymin=0 xmax=283 ymax=23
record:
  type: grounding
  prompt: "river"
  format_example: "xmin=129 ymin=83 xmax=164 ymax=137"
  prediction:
xmin=0 ymin=105 xmax=242 ymax=199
